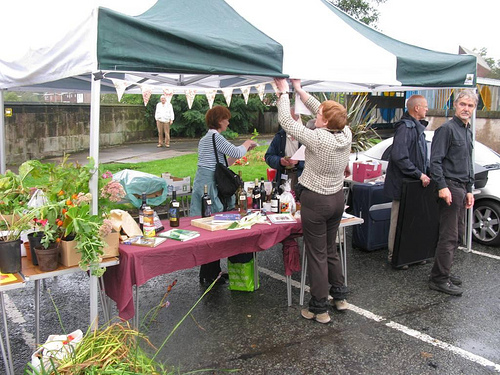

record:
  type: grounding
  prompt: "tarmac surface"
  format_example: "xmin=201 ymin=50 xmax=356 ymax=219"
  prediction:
xmin=2 ymin=136 xmax=500 ymax=374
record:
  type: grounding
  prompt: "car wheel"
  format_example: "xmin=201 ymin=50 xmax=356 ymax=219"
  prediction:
xmin=472 ymin=200 xmax=500 ymax=246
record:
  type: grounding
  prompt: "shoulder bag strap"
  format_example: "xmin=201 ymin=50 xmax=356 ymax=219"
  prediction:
xmin=212 ymin=133 xmax=229 ymax=167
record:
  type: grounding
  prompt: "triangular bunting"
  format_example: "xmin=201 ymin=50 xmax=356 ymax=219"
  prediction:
xmin=270 ymin=81 xmax=279 ymax=95
xmin=241 ymin=86 xmax=251 ymax=104
xmin=141 ymin=85 xmax=153 ymax=106
xmin=205 ymin=89 xmax=217 ymax=109
xmin=221 ymin=88 xmax=233 ymax=107
xmin=111 ymin=78 xmax=128 ymax=102
xmin=185 ymin=89 xmax=197 ymax=109
xmin=163 ymin=88 xmax=174 ymax=104
xmin=255 ymin=84 xmax=266 ymax=101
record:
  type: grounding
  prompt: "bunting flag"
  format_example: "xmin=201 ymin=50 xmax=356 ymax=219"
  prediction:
xmin=255 ymin=83 xmax=266 ymax=101
xmin=205 ymin=89 xmax=217 ymax=109
xmin=241 ymin=86 xmax=251 ymax=104
xmin=185 ymin=89 xmax=197 ymax=109
xmin=141 ymin=85 xmax=153 ymax=106
xmin=111 ymin=78 xmax=128 ymax=102
xmin=163 ymin=88 xmax=174 ymax=104
xmin=221 ymin=88 xmax=233 ymax=107
xmin=270 ymin=81 xmax=279 ymax=95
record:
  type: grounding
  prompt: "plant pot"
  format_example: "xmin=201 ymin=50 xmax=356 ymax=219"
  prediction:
xmin=60 ymin=239 xmax=80 ymax=267
xmin=24 ymin=242 xmax=32 ymax=262
xmin=0 ymin=239 xmax=22 ymax=273
xmin=34 ymin=243 xmax=60 ymax=272
xmin=27 ymin=231 xmax=45 ymax=266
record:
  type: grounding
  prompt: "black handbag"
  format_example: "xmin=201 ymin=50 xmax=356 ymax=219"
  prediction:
xmin=212 ymin=133 xmax=243 ymax=197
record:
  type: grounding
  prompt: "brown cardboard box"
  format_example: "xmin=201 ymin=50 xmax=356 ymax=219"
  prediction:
xmin=59 ymin=232 xmax=120 ymax=267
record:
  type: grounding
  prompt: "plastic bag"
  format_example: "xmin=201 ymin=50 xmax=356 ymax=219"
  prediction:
xmin=228 ymin=257 xmax=259 ymax=292
xmin=113 ymin=169 xmax=168 ymax=208
xmin=29 ymin=329 xmax=83 ymax=373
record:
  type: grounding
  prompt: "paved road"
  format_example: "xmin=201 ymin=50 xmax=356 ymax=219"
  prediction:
xmin=2 ymin=137 xmax=500 ymax=374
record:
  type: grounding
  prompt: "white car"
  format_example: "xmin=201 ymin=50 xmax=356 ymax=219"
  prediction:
xmin=350 ymin=131 xmax=500 ymax=247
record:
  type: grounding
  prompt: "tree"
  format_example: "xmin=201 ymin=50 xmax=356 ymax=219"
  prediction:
xmin=329 ymin=0 xmax=387 ymax=26
xmin=474 ymin=47 xmax=500 ymax=80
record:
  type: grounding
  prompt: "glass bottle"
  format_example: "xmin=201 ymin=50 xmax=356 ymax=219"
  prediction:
xmin=260 ymin=177 xmax=267 ymax=206
xmin=235 ymin=171 xmax=243 ymax=209
xmin=169 ymin=190 xmax=180 ymax=227
xmin=201 ymin=184 xmax=212 ymax=218
xmin=270 ymin=181 xmax=280 ymax=214
xmin=238 ymin=180 xmax=248 ymax=216
xmin=139 ymin=192 xmax=147 ymax=232
xmin=252 ymin=178 xmax=261 ymax=210
xmin=143 ymin=207 xmax=156 ymax=237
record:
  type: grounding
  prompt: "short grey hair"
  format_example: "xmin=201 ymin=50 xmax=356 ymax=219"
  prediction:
xmin=454 ymin=89 xmax=478 ymax=106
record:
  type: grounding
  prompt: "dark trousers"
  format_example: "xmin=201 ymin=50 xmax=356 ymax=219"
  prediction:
xmin=301 ymin=188 xmax=345 ymax=314
xmin=430 ymin=180 xmax=466 ymax=283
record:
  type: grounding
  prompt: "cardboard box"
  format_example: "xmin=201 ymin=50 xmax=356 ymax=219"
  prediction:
xmin=353 ymin=161 xmax=382 ymax=183
xmin=162 ymin=173 xmax=191 ymax=193
xmin=59 ymin=232 xmax=120 ymax=267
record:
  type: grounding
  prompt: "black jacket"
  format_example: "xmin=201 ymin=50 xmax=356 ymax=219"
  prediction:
xmin=265 ymin=129 xmax=304 ymax=184
xmin=384 ymin=112 xmax=429 ymax=200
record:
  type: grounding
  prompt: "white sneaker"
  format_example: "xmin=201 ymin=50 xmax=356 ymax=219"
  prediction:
xmin=334 ymin=299 xmax=349 ymax=311
xmin=301 ymin=308 xmax=331 ymax=324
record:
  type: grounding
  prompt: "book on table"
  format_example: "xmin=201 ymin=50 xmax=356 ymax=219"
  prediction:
xmin=212 ymin=213 xmax=241 ymax=223
xmin=122 ymin=236 xmax=167 ymax=247
xmin=267 ymin=213 xmax=297 ymax=224
xmin=158 ymin=229 xmax=200 ymax=241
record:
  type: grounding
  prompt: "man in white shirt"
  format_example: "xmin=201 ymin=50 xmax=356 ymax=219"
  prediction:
xmin=155 ymin=95 xmax=175 ymax=147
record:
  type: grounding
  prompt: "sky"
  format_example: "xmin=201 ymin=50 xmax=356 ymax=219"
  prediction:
xmin=377 ymin=0 xmax=499 ymax=62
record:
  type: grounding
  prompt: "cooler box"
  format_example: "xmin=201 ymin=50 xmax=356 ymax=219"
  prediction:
xmin=352 ymin=161 xmax=382 ymax=183
xmin=352 ymin=182 xmax=391 ymax=251
xmin=392 ymin=179 xmax=439 ymax=267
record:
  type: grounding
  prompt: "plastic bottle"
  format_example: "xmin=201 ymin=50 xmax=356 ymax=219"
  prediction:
xmin=169 ymin=190 xmax=180 ymax=227
xmin=280 ymin=180 xmax=296 ymax=214
xmin=139 ymin=192 xmax=147 ymax=232
xmin=201 ymin=184 xmax=212 ymax=218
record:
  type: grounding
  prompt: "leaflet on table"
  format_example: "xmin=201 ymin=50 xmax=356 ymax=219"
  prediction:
xmin=212 ymin=213 xmax=241 ymax=223
xmin=158 ymin=229 xmax=200 ymax=241
xmin=267 ymin=213 xmax=297 ymax=224
xmin=122 ymin=236 xmax=167 ymax=247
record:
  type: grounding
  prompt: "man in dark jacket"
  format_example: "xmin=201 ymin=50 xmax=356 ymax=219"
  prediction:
xmin=429 ymin=89 xmax=477 ymax=296
xmin=265 ymin=108 xmax=305 ymax=192
xmin=384 ymin=95 xmax=431 ymax=268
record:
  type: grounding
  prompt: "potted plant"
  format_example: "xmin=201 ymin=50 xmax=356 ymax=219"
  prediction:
xmin=61 ymin=193 xmax=114 ymax=277
xmin=0 ymin=207 xmax=38 ymax=273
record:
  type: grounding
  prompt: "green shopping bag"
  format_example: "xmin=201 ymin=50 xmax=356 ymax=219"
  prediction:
xmin=228 ymin=257 xmax=259 ymax=292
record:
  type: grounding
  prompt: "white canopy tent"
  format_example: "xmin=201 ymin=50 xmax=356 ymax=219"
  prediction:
xmin=0 ymin=0 xmax=477 ymax=246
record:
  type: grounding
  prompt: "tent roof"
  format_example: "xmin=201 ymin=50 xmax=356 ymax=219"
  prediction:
xmin=0 ymin=0 xmax=477 ymax=93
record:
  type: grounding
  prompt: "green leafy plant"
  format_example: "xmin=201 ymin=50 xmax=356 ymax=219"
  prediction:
xmin=26 ymin=277 xmax=224 ymax=374
xmin=316 ymin=92 xmax=380 ymax=152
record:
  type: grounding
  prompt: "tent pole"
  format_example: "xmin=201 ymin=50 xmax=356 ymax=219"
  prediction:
xmin=0 ymin=90 xmax=5 ymax=174
xmin=466 ymin=100 xmax=477 ymax=253
xmin=89 ymin=74 xmax=101 ymax=216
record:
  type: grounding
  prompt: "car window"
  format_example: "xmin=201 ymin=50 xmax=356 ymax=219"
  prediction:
xmin=475 ymin=142 xmax=500 ymax=169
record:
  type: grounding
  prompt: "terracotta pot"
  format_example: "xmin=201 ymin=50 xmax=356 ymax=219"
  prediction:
xmin=34 ymin=242 xmax=60 ymax=272
xmin=0 ymin=239 xmax=22 ymax=274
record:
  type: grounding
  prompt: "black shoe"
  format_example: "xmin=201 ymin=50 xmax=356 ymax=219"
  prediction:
xmin=429 ymin=280 xmax=463 ymax=296
xmin=393 ymin=264 xmax=409 ymax=270
xmin=449 ymin=274 xmax=462 ymax=286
